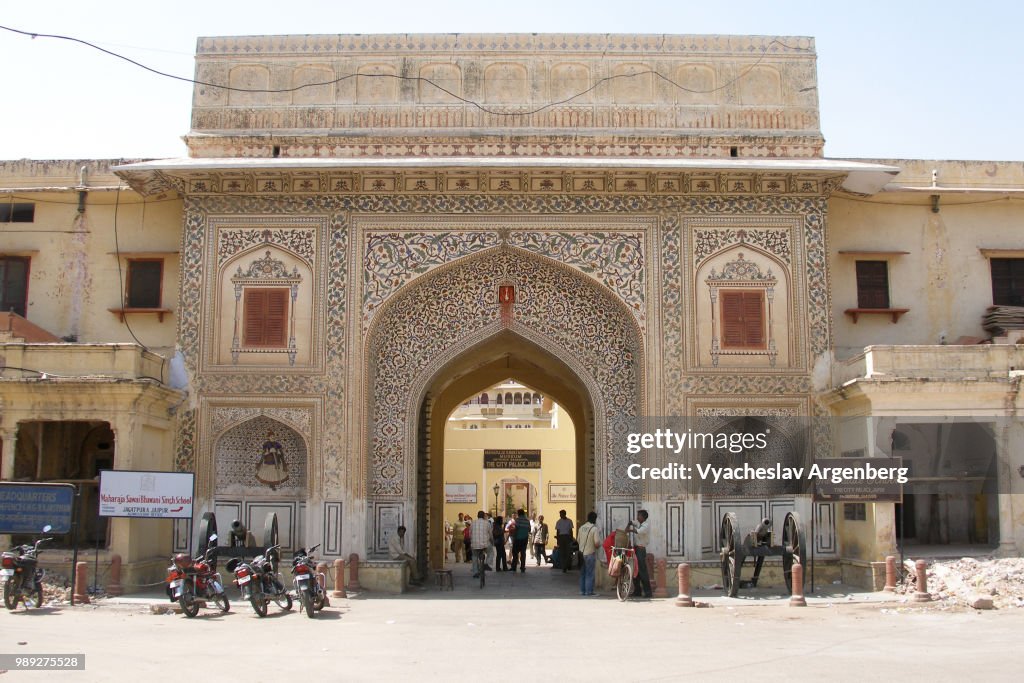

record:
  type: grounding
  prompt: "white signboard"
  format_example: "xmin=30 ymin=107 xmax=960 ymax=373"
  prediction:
xmin=445 ymin=483 xmax=477 ymax=503
xmin=99 ymin=470 xmax=195 ymax=519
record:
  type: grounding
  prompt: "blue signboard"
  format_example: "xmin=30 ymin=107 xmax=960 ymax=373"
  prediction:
xmin=0 ymin=483 xmax=76 ymax=534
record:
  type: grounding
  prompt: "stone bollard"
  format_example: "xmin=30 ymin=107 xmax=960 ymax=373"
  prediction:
xmin=106 ymin=554 xmax=124 ymax=596
xmin=654 ymin=558 xmax=668 ymax=598
xmin=884 ymin=555 xmax=897 ymax=592
xmin=675 ymin=563 xmax=694 ymax=607
xmin=912 ymin=559 xmax=932 ymax=602
xmin=316 ymin=562 xmax=331 ymax=606
xmin=73 ymin=561 xmax=90 ymax=605
xmin=789 ymin=561 xmax=807 ymax=607
xmin=348 ymin=553 xmax=362 ymax=592
xmin=332 ymin=558 xmax=347 ymax=598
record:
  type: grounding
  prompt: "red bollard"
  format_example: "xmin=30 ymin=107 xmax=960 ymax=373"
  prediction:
xmin=884 ymin=555 xmax=897 ymax=592
xmin=73 ymin=561 xmax=90 ymax=605
xmin=348 ymin=553 xmax=362 ymax=592
xmin=912 ymin=559 xmax=932 ymax=602
xmin=316 ymin=562 xmax=331 ymax=606
xmin=654 ymin=558 xmax=668 ymax=598
xmin=789 ymin=561 xmax=807 ymax=607
xmin=675 ymin=563 xmax=694 ymax=607
xmin=332 ymin=558 xmax=347 ymax=598
xmin=106 ymin=554 xmax=123 ymax=596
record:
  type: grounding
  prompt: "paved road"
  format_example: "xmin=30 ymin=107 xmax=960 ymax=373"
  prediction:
xmin=2 ymin=562 xmax=1020 ymax=681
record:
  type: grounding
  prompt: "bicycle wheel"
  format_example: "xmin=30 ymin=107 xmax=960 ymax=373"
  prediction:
xmin=616 ymin=564 xmax=633 ymax=601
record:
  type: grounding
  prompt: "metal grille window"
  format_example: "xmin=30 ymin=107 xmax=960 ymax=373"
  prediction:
xmin=855 ymin=260 xmax=890 ymax=309
xmin=0 ymin=203 xmax=34 ymax=223
xmin=126 ymin=259 xmax=163 ymax=308
xmin=991 ymin=258 xmax=1024 ymax=306
xmin=0 ymin=256 xmax=29 ymax=317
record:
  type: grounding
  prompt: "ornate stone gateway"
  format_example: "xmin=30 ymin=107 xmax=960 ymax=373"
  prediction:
xmin=365 ymin=245 xmax=644 ymax=557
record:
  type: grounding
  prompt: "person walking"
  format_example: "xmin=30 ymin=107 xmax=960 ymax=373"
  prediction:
xmin=554 ymin=509 xmax=574 ymax=573
xmin=493 ymin=516 xmax=509 ymax=571
xmin=470 ymin=511 xmax=493 ymax=579
xmin=631 ymin=509 xmax=653 ymax=599
xmin=577 ymin=511 xmax=601 ymax=596
xmin=509 ymin=508 xmax=531 ymax=573
xmin=533 ymin=514 xmax=550 ymax=565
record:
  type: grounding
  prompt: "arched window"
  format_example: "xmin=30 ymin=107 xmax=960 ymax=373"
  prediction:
xmin=480 ymin=393 xmax=489 ymax=405
xmin=533 ymin=393 xmax=542 ymax=404
xmin=514 ymin=393 xmax=523 ymax=405
xmin=505 ymin=392 xmax=513 ymax=404
xmin=496 ymin=394 xmax=503 ymax=405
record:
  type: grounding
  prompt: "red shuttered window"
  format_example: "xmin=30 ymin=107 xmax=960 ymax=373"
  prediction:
xmin=243 ymin=288 xmax=288 ymax=347
xmin=720 ymin=290 xmax=765 ymax=349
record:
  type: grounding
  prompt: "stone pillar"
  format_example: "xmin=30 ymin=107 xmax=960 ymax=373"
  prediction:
xmin=912 ymin=559 xmax=932 ymax=602
xmin=654 ymin=558 xmax=668 ymax=598
xmin=73 ymin=561 xmax=90 ymax=605
xmin=0 ymin=428 xmax=16 ymax=548
xmin=883 ymin=555 xmax=897 ymax=592
xmin=106 ymin=554 xmax=124 ymax=596
xmin=675 ymin=563 xmax=693 ymax=607
xmin=332 ymin=558 xmax=347 ymax=598
xmin=348 ymin=553 xmax=362 ymax=591
xmin=0 ymin=427 xmax=16 ymax=481
xmin=789 ymin=562 xmax=807 ymax=607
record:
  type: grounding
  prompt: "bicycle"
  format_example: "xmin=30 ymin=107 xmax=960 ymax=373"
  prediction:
xmin=609 ymin=546 xmax=638 ymax=601
xmin=473 ymin=547 xmax=488 ymax=589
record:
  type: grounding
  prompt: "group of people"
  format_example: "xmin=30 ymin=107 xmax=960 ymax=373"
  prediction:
xmin=447 ymin=509 xmax=553 ymax=575
xmin=445 ymin=508 xmax=654 ymax=599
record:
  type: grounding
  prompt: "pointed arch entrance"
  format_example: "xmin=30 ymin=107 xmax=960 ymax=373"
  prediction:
xmin=365 ymin=248 xmax=644 ymax=567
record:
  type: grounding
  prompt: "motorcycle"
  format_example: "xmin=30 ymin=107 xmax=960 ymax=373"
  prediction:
xmin=165 ymin=534 xmax=229 ymax=617
xmin=291 ymin=544 xmax=327 ymax=618
xmin=1 ymin=526 xmax=52 ymax=610
xmin=226 ymin=543 xmax=291 ymax=617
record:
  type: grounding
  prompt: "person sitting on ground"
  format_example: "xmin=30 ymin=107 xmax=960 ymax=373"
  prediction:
xmin=387 ymin=525 xmax=422 ymax=586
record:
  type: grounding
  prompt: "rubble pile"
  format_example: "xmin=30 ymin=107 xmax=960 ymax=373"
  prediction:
xmin=898 ymin=557 xmax=1024 ymax=609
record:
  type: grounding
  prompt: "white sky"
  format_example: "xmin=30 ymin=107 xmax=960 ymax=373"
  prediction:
xmin=1 ymin=0 xmax=1021 ymax=161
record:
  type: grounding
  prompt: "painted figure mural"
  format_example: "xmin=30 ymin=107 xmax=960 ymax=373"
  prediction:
xmin=256 ymin=430 xmax=289 ymax=489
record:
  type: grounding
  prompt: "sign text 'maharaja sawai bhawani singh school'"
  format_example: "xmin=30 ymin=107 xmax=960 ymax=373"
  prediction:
xmin=484 ymin=449 xmax=542 ymax=469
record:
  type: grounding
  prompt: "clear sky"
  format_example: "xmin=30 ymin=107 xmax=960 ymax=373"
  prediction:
xmin=1 ymin=0 xmax=1021 ymax=161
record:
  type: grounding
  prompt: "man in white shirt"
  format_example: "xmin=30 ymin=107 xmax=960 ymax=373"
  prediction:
xmin=470 ymin=510 xmax=493 ymax=578
xmin=387 ymin=525 xmax=422 ymax=585
xmin=631 ymin=510 xmax=653 ymax=598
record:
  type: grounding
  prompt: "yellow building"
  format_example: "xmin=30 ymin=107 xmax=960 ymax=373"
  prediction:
xmin=442 ymin=380 xmax=575 ymax=547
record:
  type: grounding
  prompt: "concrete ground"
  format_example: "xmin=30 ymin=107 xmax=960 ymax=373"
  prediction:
xmin=1 ymin=560 xmax=1020 ymax=681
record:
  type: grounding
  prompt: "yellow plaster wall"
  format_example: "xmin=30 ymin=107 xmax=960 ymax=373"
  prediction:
xmin=829 ymin=160 xmax=1024 ymax=358
xmin=0 ymin=161 xmax=181 ymax=352
xmin=442 ymin=409 xmax=575 ymax=548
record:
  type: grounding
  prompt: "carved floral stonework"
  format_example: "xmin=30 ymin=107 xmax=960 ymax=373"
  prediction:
xmin=367 ymin=248 xmax=643 ymax=498
xmin=694 ymin=228 xmax=791 ymax=265
xmin=218 ymin=227 xmax=317 ymax=266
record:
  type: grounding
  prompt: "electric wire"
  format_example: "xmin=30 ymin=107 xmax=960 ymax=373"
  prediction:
xmin=0 ymin=24 xmax=809 ymax=117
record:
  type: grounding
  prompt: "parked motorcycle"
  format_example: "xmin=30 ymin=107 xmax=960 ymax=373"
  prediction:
xmin=291 ymin=544 xmax=327 ymax=618
xmin=165 ymin=534 xmax=229 ymax=617
xmin=227 ymin=543 xmax=291 ymax=617
xmin=1 ymin=526 xmax=52 ymax=610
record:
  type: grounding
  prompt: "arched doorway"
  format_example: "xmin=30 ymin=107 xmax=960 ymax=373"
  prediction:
xmin=365 ymin=248 xmax=644 ymax=567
